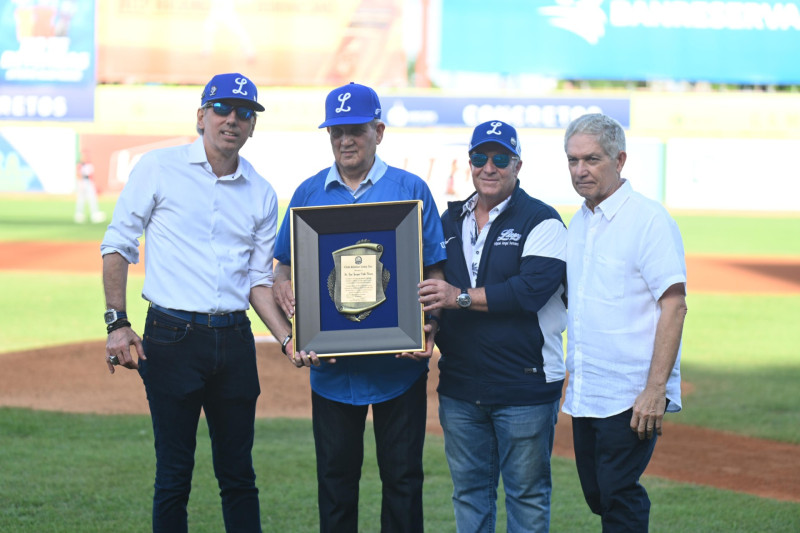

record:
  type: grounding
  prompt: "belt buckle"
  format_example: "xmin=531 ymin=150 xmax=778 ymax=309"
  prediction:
xmin=207 ymin=312 xmax=230 ymax=328
xmin=207 ymin=313 xmax=223 ymax=328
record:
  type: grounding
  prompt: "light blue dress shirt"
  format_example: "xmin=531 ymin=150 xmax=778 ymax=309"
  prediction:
xmin=275 ymin=155 xmax=446 ymax=405
xmin=101 ymin=137 xmax=278 ymax=314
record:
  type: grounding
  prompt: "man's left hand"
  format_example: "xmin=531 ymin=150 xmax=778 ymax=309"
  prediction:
xmin=397 ymin=323 xmax=437 ymax=361
xmin=284 ymin=340 xmax=322 ymax=368
xmin=630 ymin=387 xmax=667 ymax=440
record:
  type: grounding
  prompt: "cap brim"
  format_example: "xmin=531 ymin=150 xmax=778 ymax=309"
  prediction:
xmin=206 ymin=97 xmax=265 ymax=112
xmin=469 ymin=139 xmax=520 ymax=156
xmin=319 ymin=115 xmax=375 ymax=128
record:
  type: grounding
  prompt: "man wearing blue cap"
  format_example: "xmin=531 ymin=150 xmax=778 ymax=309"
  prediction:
xmin=101 ymin=73 xmax=290 ymax=532
xmin=418 ymin=121 xmax=568 ymax=532
xmin=271 ymin=82 xmax=446 ymax=533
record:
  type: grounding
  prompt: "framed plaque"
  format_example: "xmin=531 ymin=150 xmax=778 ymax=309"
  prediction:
xmin=290 ymin=200 xmax=425 ymax=357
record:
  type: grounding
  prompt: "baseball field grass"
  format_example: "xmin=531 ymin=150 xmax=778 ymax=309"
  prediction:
xmin=1 ymin=409 xmax=798 ymax=533
xmin=1 ymin=195 xmax=799 ymax=531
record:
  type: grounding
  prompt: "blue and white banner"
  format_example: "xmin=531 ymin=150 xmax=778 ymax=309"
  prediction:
xmin=0 ymin=0 xmax=96 ymax=120
xmin=441 ymin=0 xmax=800 ymax=85
xmin=381 ymin=95 xmax=630 ymax=129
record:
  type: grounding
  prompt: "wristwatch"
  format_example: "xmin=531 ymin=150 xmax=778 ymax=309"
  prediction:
xmin=104 ymin=309 xmax=127 ymax=325
xmin=456 ymin=288 xmax=472 ymax=309
xmin=281 ymin=333 xmax=293 ymax=355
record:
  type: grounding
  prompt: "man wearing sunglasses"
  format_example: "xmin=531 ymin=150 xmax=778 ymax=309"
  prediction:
xmin=418 ymin=120 xmax=568 ymax=532
xmin=271 ymin=82 xmax=446 ymax=533
xmin=101 ymin=72 xmax=290 ymax=532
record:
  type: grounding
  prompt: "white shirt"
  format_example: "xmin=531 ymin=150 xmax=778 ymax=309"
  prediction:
xmin=101 ymin=137 xmax=278 ymax=313
xmin=460 ymin=194 xmax=512 ymax=287
xmin=563 ymin=180 xmax=686 ymax=418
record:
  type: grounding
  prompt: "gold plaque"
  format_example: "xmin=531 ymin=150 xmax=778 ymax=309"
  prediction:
xmin=327 ymin=239 xmax=391 ymax=322
xmin=290 ymin=200 xmax=424 ymax=357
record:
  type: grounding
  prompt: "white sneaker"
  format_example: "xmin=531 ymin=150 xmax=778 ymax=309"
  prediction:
xmin=90 ymin=212 xmax=107 ymax=223
xmin=74 ymin=213 xmax=87 ymax=223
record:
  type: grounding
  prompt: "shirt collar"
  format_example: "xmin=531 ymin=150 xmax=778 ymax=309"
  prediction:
xmin=324 ymin=154 xmax=388 ymax=190
xmin=189 ymin=136 xmax=247 ymax=181
xmin=460 ymin=191 xmax=513 ymax=218
xmin=460 ymin=193 xmax=478 ymax=217
xmin=582 ymin=179 xmax=631 ymax=220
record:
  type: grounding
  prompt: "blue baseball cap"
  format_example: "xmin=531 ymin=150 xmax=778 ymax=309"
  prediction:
xmin=201 ymin=73 xmax=265 ymax=112
xmin=319 ymin=82 xmax=381 ymax=128
xmin=469 ymin=120 xmax=521 ymax=156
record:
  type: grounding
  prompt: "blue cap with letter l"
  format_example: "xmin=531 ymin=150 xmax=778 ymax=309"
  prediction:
xmin=319 ymin=82 xmax=382 ymax=128
xmin=469 ymin=120 xmax=521 ymax=156
xmin=201 ymin=73 xmax=265 ymax=112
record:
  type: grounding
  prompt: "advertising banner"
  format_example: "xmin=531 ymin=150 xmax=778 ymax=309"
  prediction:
xmin=0 ymin=0 xmax=96 ymax=120
xmin=441 ymin=0 xmax=800 ymax=85
xmin=381 ymin=95 xmax=630 ymax=129
xmin=96 ymin=0 xmax=407 ymax=87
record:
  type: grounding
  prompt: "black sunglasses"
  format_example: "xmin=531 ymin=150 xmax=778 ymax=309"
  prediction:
xmin=205 ymin=101 xmax=256 ymax=120
xmin=470 ymin=152 xmax=516 ymax=169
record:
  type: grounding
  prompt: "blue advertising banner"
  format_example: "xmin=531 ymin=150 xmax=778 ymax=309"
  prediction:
xmin=441 ymin=0 xmax=800 ymax=85
xmin=0 ymin=0 xmax=96 ymax=120
xmin=381 ymin=95 xmax=630 ymax=129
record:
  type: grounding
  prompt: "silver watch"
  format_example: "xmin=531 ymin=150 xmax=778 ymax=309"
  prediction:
xmin=104 ymin=309 xmax=127 ymax=325
xmin=456 ymin=288 xmax=472 ymax=309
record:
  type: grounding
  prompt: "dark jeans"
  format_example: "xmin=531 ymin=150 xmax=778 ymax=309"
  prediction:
xmin=572 ymin=410 xmax=659 ymax=533
xmin=311 ymin=371 xmax=428 ymax=533
xmin=139 ymin=307 xmax=262 ymax=533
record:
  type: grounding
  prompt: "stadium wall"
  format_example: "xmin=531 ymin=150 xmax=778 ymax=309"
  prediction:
xmin=1 ymin=86 xmax=798 ymax=212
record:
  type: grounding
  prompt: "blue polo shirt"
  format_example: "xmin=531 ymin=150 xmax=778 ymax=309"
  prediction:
xmin=276 ymin=156 xmax=446 ymax=405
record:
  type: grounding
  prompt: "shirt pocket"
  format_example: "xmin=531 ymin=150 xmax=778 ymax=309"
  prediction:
xmin=593 ymin=254 xmax=626 ymax=300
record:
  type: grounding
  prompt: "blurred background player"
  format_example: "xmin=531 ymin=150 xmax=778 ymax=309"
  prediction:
xmin=74 ymin=151 xmax=106 ymax=224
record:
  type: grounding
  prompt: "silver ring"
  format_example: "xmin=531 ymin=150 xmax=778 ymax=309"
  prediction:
xmin=107 ymin=354 xmax=120 ymax=366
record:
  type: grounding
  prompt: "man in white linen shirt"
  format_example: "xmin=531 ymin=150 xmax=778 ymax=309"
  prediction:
xmin=101 ymin=73 xmax=291 ymax=533
xmin=562 ymin=113 xmax=688 ymax=532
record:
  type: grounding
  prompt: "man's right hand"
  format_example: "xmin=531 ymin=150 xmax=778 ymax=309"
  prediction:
xmin=105 ymin=327 xmax=145 ymax=374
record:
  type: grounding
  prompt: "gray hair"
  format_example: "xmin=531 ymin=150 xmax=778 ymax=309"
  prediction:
xmin=564 ymin=113 xmax=626 ymax=160
xmin=197 ymin=105 xmax=207 ymax=136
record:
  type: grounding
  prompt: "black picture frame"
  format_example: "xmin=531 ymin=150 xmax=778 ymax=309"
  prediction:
xmin=290 ymin=200 xmax=425 ymax=357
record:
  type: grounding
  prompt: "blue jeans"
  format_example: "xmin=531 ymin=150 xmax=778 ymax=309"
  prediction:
xmin=572 ymin=410 xmax=659 ymax=533
xmin=438 ymin=394 xmax=559 ymax=533
xmin=138 ymin=307 xmax=262 ymax=533
xmin=311 ymin=371 xmax=428 ymax=533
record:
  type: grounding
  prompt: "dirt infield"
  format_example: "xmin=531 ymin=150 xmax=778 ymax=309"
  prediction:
xmin=2 ymin=242 xmax=799 ymax=294
xmin=1 ymin=241 xmax=799 ymax=503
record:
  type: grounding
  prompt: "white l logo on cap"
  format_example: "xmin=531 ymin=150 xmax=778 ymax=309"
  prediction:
xmin=486 ymin=121 xmax=503 ymax=135
xmin=336 ymin=92 xmax=352 ymax=113
xmin=233 ymin=77 xmax=248 ymax=96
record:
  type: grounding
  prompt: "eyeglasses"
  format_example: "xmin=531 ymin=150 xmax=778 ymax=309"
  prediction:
xmin=329 ymin=124 xmax=370 ymax=139
xmin=469 ymin=152 xmax=517 ymax=169
xmin=204 ymin=102 xmax=256 ymax=120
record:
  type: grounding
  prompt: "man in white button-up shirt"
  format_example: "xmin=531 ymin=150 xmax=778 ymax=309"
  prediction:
xmin=101 ymin=73 xmax=292 ymax=533
xmin=562 ymin=114 xmax=687 ymax=532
